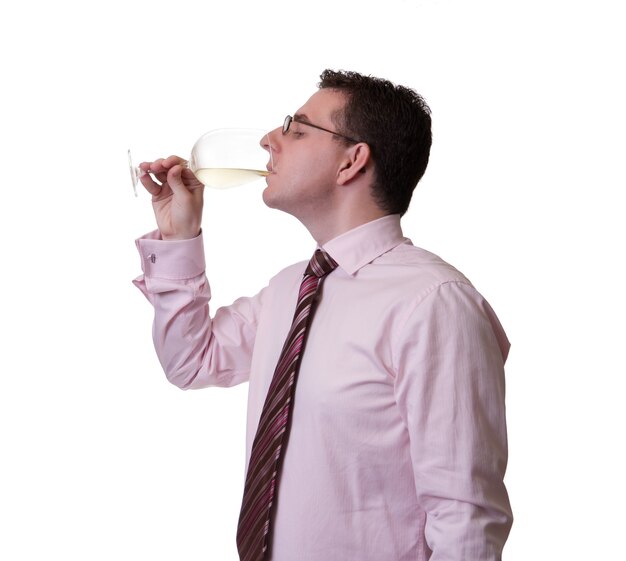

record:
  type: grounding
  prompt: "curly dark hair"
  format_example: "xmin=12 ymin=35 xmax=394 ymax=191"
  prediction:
xmin=318 ymin=69 xmax=432 ymax=216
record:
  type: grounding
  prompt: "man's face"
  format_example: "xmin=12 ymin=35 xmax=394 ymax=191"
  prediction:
xmin=261 ymin=88 xmax=350 ymax=221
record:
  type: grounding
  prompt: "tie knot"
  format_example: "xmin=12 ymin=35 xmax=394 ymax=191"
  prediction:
xmin=306 ymin=249 xmax=338 ymax=278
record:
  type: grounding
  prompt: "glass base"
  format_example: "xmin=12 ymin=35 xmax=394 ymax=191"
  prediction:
xmin=128 ymin=149 xmax=140 ymax=197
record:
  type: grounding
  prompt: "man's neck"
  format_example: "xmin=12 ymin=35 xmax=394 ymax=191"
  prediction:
xmin=304 ymin=206 xmax=389 ymax=246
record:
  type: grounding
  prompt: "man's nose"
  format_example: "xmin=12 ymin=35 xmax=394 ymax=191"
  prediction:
xmin=260 ymin=127 xmax=281 ymax=153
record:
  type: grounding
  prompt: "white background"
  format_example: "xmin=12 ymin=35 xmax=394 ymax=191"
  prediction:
xmin=1 ymin=0 xmax=624 ymax=559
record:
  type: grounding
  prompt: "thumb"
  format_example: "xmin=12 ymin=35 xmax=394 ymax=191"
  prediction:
xmin=166 ymin=164 xmax=190 ymax=196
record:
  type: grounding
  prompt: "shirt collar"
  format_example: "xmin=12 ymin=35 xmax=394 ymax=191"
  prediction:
xmin=320 ymin=214 xmax=407 ymax=276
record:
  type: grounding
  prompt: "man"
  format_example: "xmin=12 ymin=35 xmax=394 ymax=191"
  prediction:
xmin=134 ymin=69 xmax=513 ymax=560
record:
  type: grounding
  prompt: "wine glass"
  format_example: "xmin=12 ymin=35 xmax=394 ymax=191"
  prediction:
xmin=128 ymin=128 xmax=273 ymax=196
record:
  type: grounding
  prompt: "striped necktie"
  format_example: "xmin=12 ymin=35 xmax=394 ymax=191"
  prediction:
xmin=236 ymin=249 xmax=338 ymax=561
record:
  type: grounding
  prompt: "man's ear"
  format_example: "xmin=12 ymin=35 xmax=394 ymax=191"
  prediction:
xmin=337 ymin=143 xmax=371 ymax=185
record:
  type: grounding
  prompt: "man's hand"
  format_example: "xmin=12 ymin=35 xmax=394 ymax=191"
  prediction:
xmin=139 ymin=155 xmax=204 ymax=240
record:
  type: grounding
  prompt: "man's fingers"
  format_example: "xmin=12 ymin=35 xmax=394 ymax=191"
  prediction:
xmin=163 ymin=155 xmax=188 ymax=168
xmin=139 ymin=170 xmax=163 ymax=196
xmin=166 ymin=164 xmax=188 ymax=195
xmin=138 ymin=156 xmax=194 ymax=197
xmin=154 ymin=171 xmax=168 ymax=184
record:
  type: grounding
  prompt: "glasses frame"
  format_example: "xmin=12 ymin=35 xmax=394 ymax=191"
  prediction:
xmin=282 ymin=115 xmax=361 ymax=144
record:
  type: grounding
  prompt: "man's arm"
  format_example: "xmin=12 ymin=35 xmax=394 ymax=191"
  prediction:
xmin=133 ymin=155 xmax=260 ymax=389
xmin=134 ymin=231 xmax=263 ymax=389
xmin=393 ymin=281 xmax=513 ymax=560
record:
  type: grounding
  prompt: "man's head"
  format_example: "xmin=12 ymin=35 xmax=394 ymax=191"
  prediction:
xmin=318 ymin=69 xmax=432 ymax=216
xmin=261 ymin=70 xmax=432 ymax=241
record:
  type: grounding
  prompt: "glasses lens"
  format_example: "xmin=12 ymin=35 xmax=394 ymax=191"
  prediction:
xmin=282 ymin=115 xmax=292 ymax=135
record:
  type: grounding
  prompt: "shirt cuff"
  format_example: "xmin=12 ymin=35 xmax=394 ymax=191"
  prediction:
xmin=135 ymin=229 xmax=206 ymax=280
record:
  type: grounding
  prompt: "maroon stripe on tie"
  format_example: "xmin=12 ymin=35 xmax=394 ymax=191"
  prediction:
xmin=236 ymin=249 xmax=337 ymax=561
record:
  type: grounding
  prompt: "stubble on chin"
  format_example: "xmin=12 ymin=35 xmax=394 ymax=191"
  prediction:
xmin=261 ymin=184 xmax=286 ymax=212
xmin=261 ymin=185 xmax=275 ymax=209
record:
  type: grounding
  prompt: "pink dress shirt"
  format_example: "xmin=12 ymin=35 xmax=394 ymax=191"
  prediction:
xmin=134 ymin=214 xmax=512 ymax=561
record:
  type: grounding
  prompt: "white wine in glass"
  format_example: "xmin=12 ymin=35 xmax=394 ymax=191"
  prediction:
xmin=129 ymin=128 xmax=272 ymax=196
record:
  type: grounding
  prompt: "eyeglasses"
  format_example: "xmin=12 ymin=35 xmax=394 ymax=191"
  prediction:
xmin=282 ymin=115 xmax=361 ymax=144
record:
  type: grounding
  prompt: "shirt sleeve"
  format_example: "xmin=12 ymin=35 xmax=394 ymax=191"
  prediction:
xmin=393 ymin=280 xmax=513 ymax=560
xmin=132 ymin=230 xmax=262 ymax=390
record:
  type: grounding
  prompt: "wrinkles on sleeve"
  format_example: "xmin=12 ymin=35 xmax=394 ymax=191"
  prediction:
xmin=132 ymin=275 xmax=154 ymax=304
xmin=138 ymin=271 xmax=265 ymax=390
xmin=392 ymin=281 xmax=512 ymax=560
xmin=133 ymin=231 xmax=263 ymax=391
